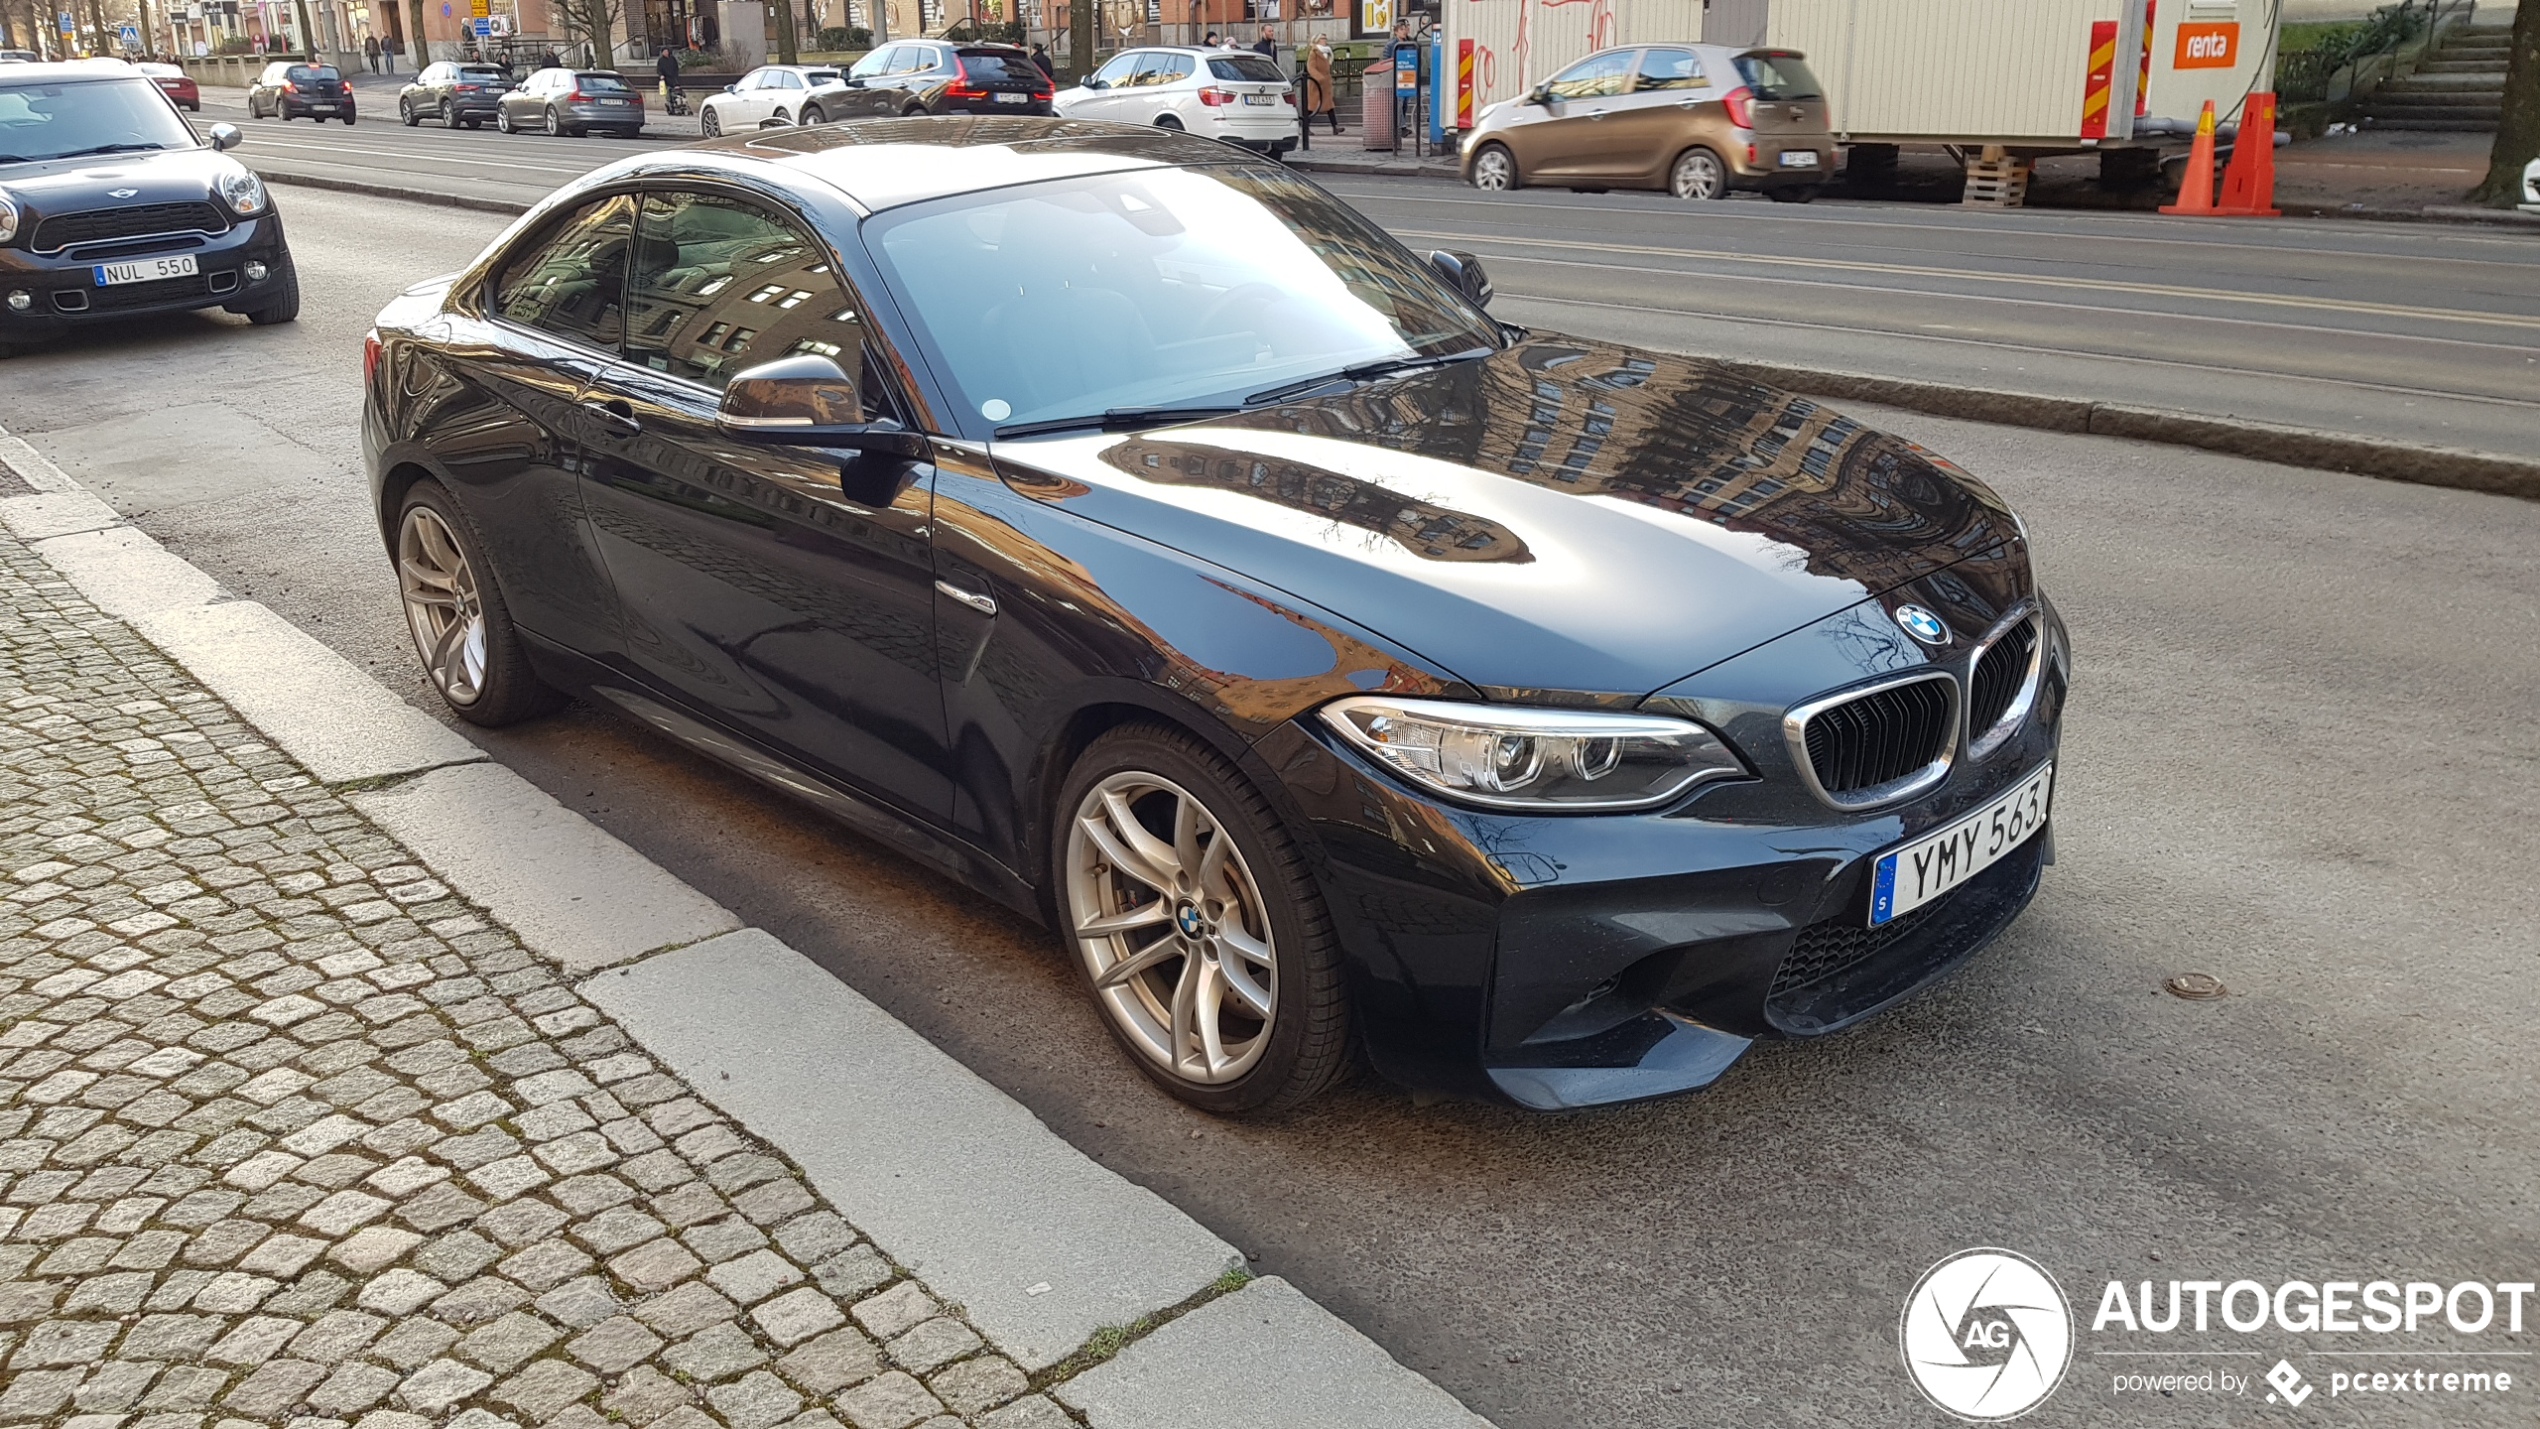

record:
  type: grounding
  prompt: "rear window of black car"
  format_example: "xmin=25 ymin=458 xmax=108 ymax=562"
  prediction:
xmin=957 ymin=51 xmax=1044 ymax=84
xmin=458 ymin=66 xmax=508 ymax=82
xmin=288 ymin=66 xmax=339 ymax=83
xmin=576 ymin=73 xmax=633 ymax=92
xmin=1733 ymin=51 xmax=1822 ymax=99
xmin=1208 ymin=54 xmax=1284 ymax=82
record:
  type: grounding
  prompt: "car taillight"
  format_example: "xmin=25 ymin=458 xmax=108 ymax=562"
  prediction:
xmin=363 ymin=330 xmax=382 ymax=387
xmin=944 ymin=79 xmax=984 ymax=99
xmin=1722 ymin=84 xmax=1754 ymax=129
xmin=566 ymin=89 xmax=585 ymax=101
xmin=1197 ymin=86 xmax=1235 ymax=107
xmin=455 ymin=83 xmax=477 ymax=92
xmin=283 ymin=82 xmax=297 ymax=93
xmin=1280 ymin=87 xmax=1294 ymax=106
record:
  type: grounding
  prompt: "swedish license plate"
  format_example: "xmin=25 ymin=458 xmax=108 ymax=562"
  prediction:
xmin=95 ymin=254 xmax=198 ymax=286
xmin=311 ymin=103 xmax=337 ymax=112
xmin=601 ymin=98 xmax=629 ymax=105
xmin=1244 ymin=93 xmax=1277 ymax=105
xmin=995 ymin=92 xmax=1026 ymax=103
xmin=1868 ymin=763 xmax=2052 ymax=926
xmin=1779 ymin=150 xmax=1820 ymax=168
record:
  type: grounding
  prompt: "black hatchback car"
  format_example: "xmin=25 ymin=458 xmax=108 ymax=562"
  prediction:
xmin=843 ymin=41 xmax=1053 ymax=115
xmin=362 ymin=118 xmax=2067 ymax=1115
xmin=1 ymin=64 xmax=299 ymax=354
xmin=248 ymin=60 xmax=356 ymax=122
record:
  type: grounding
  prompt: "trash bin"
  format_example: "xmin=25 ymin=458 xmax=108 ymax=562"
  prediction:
xmin=1362 ymin=60 xmax=1393 ymax=148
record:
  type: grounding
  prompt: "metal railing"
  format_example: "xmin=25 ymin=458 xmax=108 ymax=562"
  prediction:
xmin=2274 ymin=0 xmax=2477 ymax=105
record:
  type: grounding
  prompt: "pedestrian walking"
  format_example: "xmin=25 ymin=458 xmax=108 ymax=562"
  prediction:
xmin=1303 ymin=33 xmax=1340 ymax=134
xmin=656 ymin=46 xmax=683 ymax=113
xmin=1252 ymin=24 xmax=1274 ymax=58
xmin=382 ymin=36 xmax=396 ymax=71
xmin=363 ymin=33 xmax=380 ymax=71
xmin=1028 ymin=41 xmax=1052 ymax=78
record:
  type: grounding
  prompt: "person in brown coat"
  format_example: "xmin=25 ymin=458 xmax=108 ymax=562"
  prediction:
xmin=1302 ymin=34 xmax=1341 ymax=135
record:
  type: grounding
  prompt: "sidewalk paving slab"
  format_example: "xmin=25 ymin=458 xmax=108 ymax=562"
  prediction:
xmin=1055 ymin=1276 xmax=1495 ymax=1429
xmin=351 ymin=764 xmax=740 ymax=974
xmin=587 ymin=930 xmax=1240 ymax=1373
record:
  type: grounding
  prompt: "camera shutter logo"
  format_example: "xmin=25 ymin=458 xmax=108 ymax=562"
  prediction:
xmin=1900 ymin=1248 xmax=2073 ymax=1420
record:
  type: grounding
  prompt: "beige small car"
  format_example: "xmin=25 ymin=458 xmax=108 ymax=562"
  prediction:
xmin=1460 ymin=44 xmax=1835 ymax=202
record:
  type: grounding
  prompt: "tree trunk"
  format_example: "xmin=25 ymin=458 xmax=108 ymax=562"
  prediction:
xmin=85 ymin=0 xmax=107 ymax=54
xmin=1069 ymin=0 xmax=1090 ymax=79
xmin=294 ymin=0 xmax=318 ymax=55
xmin=408 ymin=0 xmax=428 ymax=64
xmin=773 ymin=0 xmax=796 ymax=62
xmin=2469 ymin=0 xmax=2537 ymax=206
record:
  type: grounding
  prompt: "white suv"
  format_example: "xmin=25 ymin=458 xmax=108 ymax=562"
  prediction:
xmin=1054 ymin=47 xmax=1297 ymax=156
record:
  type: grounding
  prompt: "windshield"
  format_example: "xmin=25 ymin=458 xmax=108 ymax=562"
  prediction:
xmin=1208 ymin=54 xmax=1284 ymax=81
xmin=0 ymin=78 xmax=196 ymax=164
xmin=1734 ymin=51 xmax=1821 ymax=100
xmin=865 ymin=164 xmax=1500 ymax=432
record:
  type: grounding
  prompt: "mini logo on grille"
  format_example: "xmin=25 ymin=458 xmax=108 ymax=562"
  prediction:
xmin=1894 ymin=604 xmax=1950 ymax=646
xmin=109 ymin=189 xmax=139 ymax=198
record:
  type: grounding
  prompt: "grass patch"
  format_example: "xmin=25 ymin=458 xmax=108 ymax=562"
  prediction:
xmin=1031 ymin=1260 xmax=1259 ymax=1390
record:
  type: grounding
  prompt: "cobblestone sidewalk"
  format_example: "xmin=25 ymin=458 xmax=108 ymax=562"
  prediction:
xmin=0 ymin=528 xmax=1074 ymax=1429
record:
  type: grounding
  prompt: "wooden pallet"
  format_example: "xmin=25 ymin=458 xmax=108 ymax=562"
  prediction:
xmin=1962 ymin=156 xmax=2032 ymax=209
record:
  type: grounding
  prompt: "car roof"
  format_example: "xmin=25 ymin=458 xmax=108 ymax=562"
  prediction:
xmin=0 ymin=60 xmax=151 ymax=85
xmin=619 ymin=117 xmax=1250 ymax=215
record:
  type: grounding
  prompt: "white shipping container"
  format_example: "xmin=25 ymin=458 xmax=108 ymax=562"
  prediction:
xmin=1441 ymin=0 xmax=2275 ymax=147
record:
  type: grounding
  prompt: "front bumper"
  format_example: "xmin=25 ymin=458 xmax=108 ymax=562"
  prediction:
xmin=0 ymin=211 xmax=294 ymax=338
xmin=1261 ymin=583 xmax=2069 ymax=1110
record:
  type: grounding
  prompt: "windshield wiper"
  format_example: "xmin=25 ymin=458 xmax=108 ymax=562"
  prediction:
xmin=993 ymin=405 xmax=1244 ymax=440
xmin=46 ymin=143 xmax=176 ymax=159
xmin=1246 ymin=346 xmax=1494 ymax=407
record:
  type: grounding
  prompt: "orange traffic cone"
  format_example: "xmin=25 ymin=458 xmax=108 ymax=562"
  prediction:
xmin=2213 ymin=92 xmax=2282 ymax=217
xmin=2160 ymin=100 xmax=2218 ymax=214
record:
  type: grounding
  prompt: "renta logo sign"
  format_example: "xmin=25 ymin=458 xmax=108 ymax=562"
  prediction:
xmin=2174 ymin=21 xmax=2241 ymax=69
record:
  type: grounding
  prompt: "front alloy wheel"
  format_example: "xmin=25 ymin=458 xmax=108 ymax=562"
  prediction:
xmin=395 ymin=483 xmax=562 ymax=726
xmin=701 ymin=104 xmax=722 ymax=136
xmin=1471 ymin=142 xmax=1517 ymax=191
xmin=1058 ymin=727 xmax=1351 ymax=1113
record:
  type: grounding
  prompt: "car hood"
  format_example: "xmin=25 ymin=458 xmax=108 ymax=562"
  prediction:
xmin=0 ymin=146 xmax=242 ymax=212
xmin=988 ymin=336 xmax=2020 ymax=699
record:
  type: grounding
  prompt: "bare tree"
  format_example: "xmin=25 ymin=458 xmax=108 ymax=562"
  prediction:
xmin=553 ymin=0 xmax=625 ymax=64
xmin=2469 ymin=0 xmax=2535 ymax=207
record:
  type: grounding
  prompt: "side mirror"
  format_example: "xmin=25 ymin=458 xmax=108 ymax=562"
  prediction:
xmin=721 ymin=82 xmax=737 ymax=93
xmin=1427 ymin=248 xmax=1492 ymax=308
xmin=1083 ymin=77 xmax=1106 ymax=90
xmin=1525 ymin=83 xmax=1551 ymax=106
xmin=207 ymin=122 xmax=242 ymax=150
xmin=717 ymin=355 xmax=927 ymax=456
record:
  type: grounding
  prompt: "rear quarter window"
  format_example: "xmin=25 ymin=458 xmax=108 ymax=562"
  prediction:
xmin=1734 ymin=52 xmax=1822 ymax=100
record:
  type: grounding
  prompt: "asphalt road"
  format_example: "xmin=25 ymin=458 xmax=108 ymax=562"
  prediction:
xmin=7 ymin=186 xmax=2539 ymax=1428
xmin=188 ymin=84 xmax=2540 ymax=461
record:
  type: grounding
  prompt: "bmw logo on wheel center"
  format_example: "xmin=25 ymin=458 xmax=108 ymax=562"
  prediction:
xmin=1895 ymin=603 xmax=1952 ymax=646
xmin=1902 ymin=1248 xmax=2073 ymax=1420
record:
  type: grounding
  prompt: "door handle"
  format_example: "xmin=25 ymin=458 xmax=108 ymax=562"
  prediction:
xmin=579 ymin=398 xmax=640 ymax=438
xmin=934 ymin=579 xmax=997 ymax=617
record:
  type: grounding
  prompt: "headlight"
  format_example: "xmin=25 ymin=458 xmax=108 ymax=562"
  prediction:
xmin=215 ymin=165 xmax=266 ymax=217
xmin=0 ymin=190 xmax=18 ymax=246
xmin=1319 ymin=696 xmax=1747 ymax=811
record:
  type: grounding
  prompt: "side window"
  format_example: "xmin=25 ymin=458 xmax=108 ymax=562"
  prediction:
xmin=624 ymin=191 xmax=898 ymax=420
xmin=774 ymin=71 xmax=803 ymax=89
xmin=849 ymin=48 xmax=890 ymax=79
xmin=493 ymin=195 xmax=635 ymax=351
xmin=1091 ymin=52 xmax=1138 ymax=86
xmin=1156 ymin=55 xmax=1195 ymax=84
xmin=1545 ymin=52 xmax=1630 ymax=101
xmin=1128 ymin=53 xmax=1171 ymax=86
xmin=1636 ymin=48 xmax=1705 ymax=91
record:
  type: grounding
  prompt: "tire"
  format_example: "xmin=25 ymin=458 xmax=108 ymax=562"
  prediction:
xmin=701 ymin=104 xmax=722 ymax=137
xmin=497 ymin=106 xmax=515 ymax=133
xmin=800 ymin=104 xmax=824 ymax=124
xmin=1766 ymin=183 xmax=1820 ymax=204
xmin=546 ymin=107 xmax=563 ymax=136
xmin=235 ymin=264 xmax=300 ymax=325
xmin=1670 ymin=146 xmax=1728 ymax=200
xmin=1154 ymin=113 xmax=1183 ymax=130
xmin=1469 ymin=141 xmax=1518 ymax=191
xmin=441 ymin=99 xmax=456 ymax=126
xmin=400 ymin=100 xmax=419 ymax=125
xmin=903 ymin=104 xmax=928 ymax=116
xmin=343 ymin=114 xmax=357 ymax=125
xmin=393 ymin=480 xmax=567 ymax=728
xmin=772 ymin=107 xmax=791 ymax=125
xmin=1053 ymin=723 xmax=1353 ymax=1115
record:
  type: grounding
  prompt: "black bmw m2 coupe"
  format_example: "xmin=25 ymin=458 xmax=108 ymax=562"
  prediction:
xmin=362 ymin=117 xmax=2069 ymax=1114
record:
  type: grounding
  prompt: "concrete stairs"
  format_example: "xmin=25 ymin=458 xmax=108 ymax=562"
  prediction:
xmin=2363 ymin=22 xmax=2513 ymax=131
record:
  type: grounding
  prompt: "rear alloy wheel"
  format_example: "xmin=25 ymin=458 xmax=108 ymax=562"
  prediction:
xmin=400 ymin=100 xmax=418 ymax=125
xmin=395 ymin=482 xmax=565 ymax=727
xmin=441 ymin=99 xmax=456 ymax=125
xmin=1057 ymin=725 xmax=1353 ymax=1115
xmin=1154 ymin=113 xmax=1183 ymax=130
xmin=547 ymin=106 xmax=567 ymax=136
xmin=1470 ymin=141 xmax=1518 ymax=191
xmin=701 ymin=105 xmax=722 ymax=136
xmin=1671 ymin=146 xmax=1728 ymax=200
